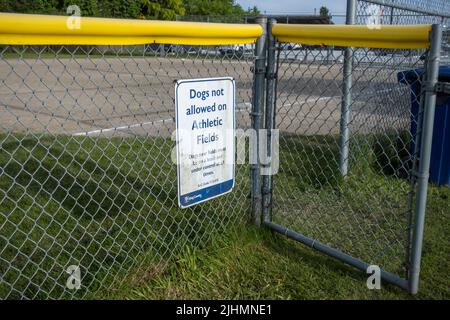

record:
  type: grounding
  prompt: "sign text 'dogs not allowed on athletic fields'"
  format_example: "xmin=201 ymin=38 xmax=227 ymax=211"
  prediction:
xmin=175 ymin=77 xmax=235 ymax=208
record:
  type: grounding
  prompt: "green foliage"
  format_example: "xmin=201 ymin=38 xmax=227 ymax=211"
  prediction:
xmin=97 ymin=0 xmax=141 ymax=18
xmin=140 ymin=0 xmax=185 ymax=20
xmin=0 ymin=0 xmax=259 ymax=20
xmin=63 ymin=0 xmax=98 ymax=16
xmin=0 ymin=0 xmax=60 ymax=14
xmin=183 ymin=0 xmax=249 ymax=16
xmin=319 ymin=6 xmax=330 ymax=17
xmin=246 ymin=5 xmax=259 ymax=15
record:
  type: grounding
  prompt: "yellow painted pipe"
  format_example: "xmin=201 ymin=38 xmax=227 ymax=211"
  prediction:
xmin=272 ymin=24 xmax=432 ymax=49
xmin=0 ymin=12 xmax=263 ymax=45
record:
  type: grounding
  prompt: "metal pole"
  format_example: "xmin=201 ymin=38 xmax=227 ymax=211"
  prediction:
xmin=251 ymin=16 xmax=267 ymax=226
xmin=409 ymin=24 xmax=442 ymax=295
xmin=389 ymin=7 xmax=395 ymax=25
xmin=264 ymin=220 xmax=409 ymax=290
xmin=339 ymin=0 xmax=356 ymax=177
xmin=262 ymin=18 xmax=276 ymax=223
xmin=404 ymin=50 xmax=429 ymax=279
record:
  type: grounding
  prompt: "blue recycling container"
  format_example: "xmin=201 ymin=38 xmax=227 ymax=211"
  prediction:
xmin=398 ymin=66 xmax=450 ymax=186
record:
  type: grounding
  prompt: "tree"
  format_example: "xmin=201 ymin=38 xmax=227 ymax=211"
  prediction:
xmin=98 ymin=0 xmax=141 ymax=19
xmin=0 ymin=0 xmax=259 ymax=20
xmin=140 ymin=0 xmax=185 ymax=20
xmin=247 ymin=5 xmax=259 ymax=15
xmin=63 ymin=0 xmax=99 ymax=16
xmin=183 ymin=0 xmax=256 ymax=16
xmin=0 ymin=0 xmax=60 ymax=14
xmin=319 ymin=6 xmax=329 ymax=17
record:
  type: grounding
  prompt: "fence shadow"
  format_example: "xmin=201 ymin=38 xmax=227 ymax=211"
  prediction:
xmin=0 ymin=133 xmax=247 ymax=299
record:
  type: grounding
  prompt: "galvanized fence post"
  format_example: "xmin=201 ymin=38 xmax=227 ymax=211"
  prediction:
xmin=251 ymin=16 xmax=267 ymax=226
xmin=262 ymin=18 xmax=277 ymax=223
xmin=339 ymin=0 xmax=356 ymax=177
xmin=409 ymin=23 xmax=442 ymax=295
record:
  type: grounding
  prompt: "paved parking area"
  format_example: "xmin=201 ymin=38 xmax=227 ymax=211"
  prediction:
xmin=0 ymin=54 xmax=412 ymax=138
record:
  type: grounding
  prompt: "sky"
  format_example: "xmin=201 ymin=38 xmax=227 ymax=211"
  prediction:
xmin=236 ymin=0 xmax=348 ymax=24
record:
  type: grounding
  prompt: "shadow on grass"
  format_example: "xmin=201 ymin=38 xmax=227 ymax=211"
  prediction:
xmin=0 ymin=129 xmax=414 ymax=299
xmin=273 ymin=130 xmax=414 ymax=276
xmin=278 ymin=134 xmax=342 ymax=191
xmin=0 ymin=133 xmax=248 ymax=299
xmin=277 ymin=130 xmax=412 ymax=190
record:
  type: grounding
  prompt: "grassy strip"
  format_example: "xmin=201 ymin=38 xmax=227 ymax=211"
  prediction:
xmin=1 ymin=131 xmax=448 ymax=299
xmin=104 ymin=186 xmax=449 ymax=300
xmin=0 ymin=133 xmax=249 ymax=298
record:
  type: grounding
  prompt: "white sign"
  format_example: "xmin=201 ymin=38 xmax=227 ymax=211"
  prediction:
xmin=175 ymin=77 xmax=235 ymax=208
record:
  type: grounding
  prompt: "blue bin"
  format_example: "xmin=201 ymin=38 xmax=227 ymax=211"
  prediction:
xmin=398 ymin=66 xmax=450 ymax=186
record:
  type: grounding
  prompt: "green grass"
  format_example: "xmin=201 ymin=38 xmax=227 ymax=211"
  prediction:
xmin=100 ymin=184 xmax=449 ymax=300
xmin=0 ymin=132 xmax=448 ymax=299
xmin=0 ymin=133 xmax=249 ymax=299
xmin=270 ymin=132 xmax=416 ymax=276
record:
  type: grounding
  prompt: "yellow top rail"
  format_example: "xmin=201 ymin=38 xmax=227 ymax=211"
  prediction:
xmin=272 ymin=24 xmax=432 ymax=49
xmin=0 ymin=13 xmax=263 ymax=46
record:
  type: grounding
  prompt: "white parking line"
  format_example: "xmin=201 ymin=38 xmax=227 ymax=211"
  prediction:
xmin=72 ymin=102 xmax=252 ymax=136
xmin=282 ymin=95 xmax=341 ymax=107
xmin=72 ymin=118 xmax=174 ymax=136
xmin=281 ymin=87 xmax=399 ymax=108
xmin=71 ymin=87 xmax=402 ymax=136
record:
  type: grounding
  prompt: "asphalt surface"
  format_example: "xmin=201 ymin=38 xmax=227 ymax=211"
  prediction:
xmin=0 ymin=54 xmax=414 ymax=138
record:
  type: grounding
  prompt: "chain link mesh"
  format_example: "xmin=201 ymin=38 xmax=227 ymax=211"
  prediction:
xmin=356 ymin=0 xmax=450 ymax=64
xmin=1 ymin=5 xmax=447 ymax=299
xmin=356 ymin=0 xmax=449 ymax=25
xmin=271 ymin=41 xmax=426 ymax=277
xmin=0 ymin=43 xmax=255 ymax=299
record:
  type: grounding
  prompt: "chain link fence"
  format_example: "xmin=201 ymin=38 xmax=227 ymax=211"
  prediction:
xmin=271 ymin=42 xmax=422 ymax=278
xmin=260 ymin=3 xmax=448 ymax=292
xmin=0 ymin=34 xmax=257 ymax=298
xmin=356 ymin=0 xmax=450 ymax=64
xmin=264 ymin=19 xmax=442 ymax=294
xmin=0 ymin=8 xmax=445 ymax=299
xmin=356 ymin=0 xmax=449 ymax=25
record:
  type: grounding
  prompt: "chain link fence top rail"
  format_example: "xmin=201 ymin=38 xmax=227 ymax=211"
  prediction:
xmin=0 ymin=13 xmax=262 ymax=299
xmin=269 ymin=24 xmax=432 ymax=284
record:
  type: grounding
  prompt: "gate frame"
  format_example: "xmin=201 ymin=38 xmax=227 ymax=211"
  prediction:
xmin=252 ymin=18 xmax=442 ymax=294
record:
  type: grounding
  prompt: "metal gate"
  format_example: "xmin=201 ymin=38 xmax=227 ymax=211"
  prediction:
xmin=256 ymin=15 xmax=443 ymax=293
